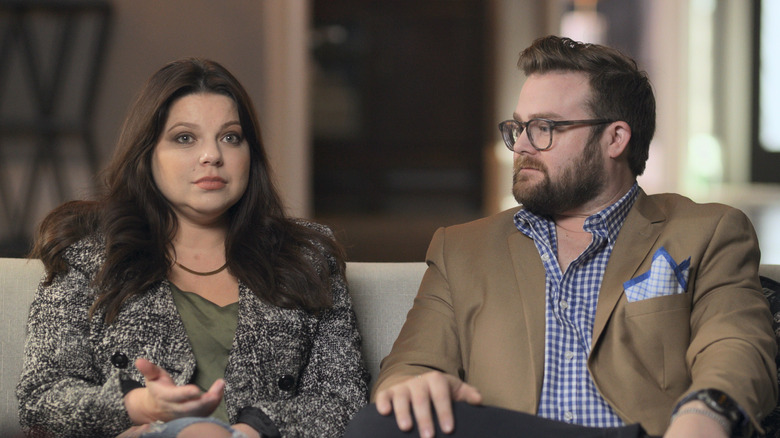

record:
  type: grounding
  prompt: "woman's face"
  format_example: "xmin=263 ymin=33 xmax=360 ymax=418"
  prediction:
xmin=151 ymin=92 xmax=250 ymax=226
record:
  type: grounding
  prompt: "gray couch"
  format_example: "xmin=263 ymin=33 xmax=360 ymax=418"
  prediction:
xmin=1 ymin=258 xmax=779 ymax=435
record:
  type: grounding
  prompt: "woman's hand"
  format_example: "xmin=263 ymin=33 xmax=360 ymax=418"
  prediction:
xmin=123 ymin=358 xmax=225 ymax=424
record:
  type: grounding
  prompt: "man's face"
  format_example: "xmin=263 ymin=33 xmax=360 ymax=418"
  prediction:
xmin=511 ymin=71 xmax=606 ymax=216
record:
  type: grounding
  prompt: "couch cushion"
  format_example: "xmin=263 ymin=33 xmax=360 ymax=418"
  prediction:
xmin=0 ymin=258 xmax=43 ymax=435
xmin=346 ymin=262 xmax=426 ymax=388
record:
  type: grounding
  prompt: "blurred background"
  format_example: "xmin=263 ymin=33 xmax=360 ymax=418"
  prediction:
xmin=1 ymin=0 xmax=778 ymax=263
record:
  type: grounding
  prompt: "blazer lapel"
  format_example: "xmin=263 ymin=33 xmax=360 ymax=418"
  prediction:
xmin=592 ymin=190 xmax=666 ymax=345
xmin=141 ymin=281 xmax=196 ymax=384
xmin=507 ymin=229 xmax=547 ymax=410
xmin=104 ymin=280 xmax=196 ymax=385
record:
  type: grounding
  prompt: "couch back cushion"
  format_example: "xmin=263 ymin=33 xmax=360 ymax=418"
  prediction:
xmin=0 ymin=258 xmax=43 ymax=435
xmin=346 ymin=262 xmax=426 ymax=386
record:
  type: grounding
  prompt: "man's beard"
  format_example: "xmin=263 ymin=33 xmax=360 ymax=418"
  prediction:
xmin=512 ymin=138 xmax=605 ymax=217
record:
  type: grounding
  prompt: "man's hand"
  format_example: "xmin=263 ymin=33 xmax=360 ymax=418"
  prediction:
xmin=664 ymin=401 xmax=730 ymax=438
xmin=374 ymin=371 xmax=482 ymax=438
xmin=123 ymin=358 xmax=224 ymax=424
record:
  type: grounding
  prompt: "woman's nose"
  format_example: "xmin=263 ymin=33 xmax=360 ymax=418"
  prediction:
xmin=199 ymin=142 xmax=223 ymax=166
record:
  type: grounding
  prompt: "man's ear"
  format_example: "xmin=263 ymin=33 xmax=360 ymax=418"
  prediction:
xmin=605 ymin=121 xmax=631 ymax=159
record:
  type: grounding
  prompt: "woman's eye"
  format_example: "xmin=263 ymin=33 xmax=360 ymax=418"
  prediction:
xmin=175 ymin=134 xmax=194 ymax=144
xmin=223 ymin=133 xmax=243 ymax=144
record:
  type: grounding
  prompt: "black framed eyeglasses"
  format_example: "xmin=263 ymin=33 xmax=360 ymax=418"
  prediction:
xmin=498 ymin=118 xmax=615 ymax=151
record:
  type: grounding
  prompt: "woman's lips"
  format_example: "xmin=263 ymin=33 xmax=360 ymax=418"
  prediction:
xmin=195 ymin=176 xmax=227 ymax=190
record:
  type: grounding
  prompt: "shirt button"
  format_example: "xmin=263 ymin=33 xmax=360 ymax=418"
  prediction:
xmin=540 ymin=254 xmax=550 ymax=262
xmin=563 ymin=411 xmax=574 ymax=422
xmin=560 ymin=300 xmax=569 ymax=310
xmin=565 ymin=351 xmax=575 ymax=361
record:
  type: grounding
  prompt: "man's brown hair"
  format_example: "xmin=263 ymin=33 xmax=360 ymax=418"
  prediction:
xmin=518 ymin=36 xmax=656 ymax=176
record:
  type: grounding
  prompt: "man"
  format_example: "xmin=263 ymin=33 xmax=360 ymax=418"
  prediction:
xmin=346 ymin=36 xmax=777 ymax=438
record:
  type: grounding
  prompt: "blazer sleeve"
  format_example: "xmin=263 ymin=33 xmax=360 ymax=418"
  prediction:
xmin=372 ymin=226 xmax=465 ymax=396
xmin=683 ymin=207 xmax=778 ymax=431
xmin=16 ymin=266 xmax=134 ymax=437
xmin=246 ymin=260 xmax=370 ymax=438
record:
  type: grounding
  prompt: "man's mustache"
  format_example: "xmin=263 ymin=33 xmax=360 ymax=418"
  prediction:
xmin=513 ymin=157 xmax=546 ymax=173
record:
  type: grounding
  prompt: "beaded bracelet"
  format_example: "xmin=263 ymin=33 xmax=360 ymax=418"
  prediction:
xmin=671 ymin=407 xmax=731 ymax=435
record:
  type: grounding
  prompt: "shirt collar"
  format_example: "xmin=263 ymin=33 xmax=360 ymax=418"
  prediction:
xmin=514 ymin=183 xmax=639 ymax=246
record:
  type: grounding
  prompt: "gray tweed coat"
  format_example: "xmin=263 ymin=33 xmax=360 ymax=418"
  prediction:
xmin=17 ymin=228 xmax=369 ymax=437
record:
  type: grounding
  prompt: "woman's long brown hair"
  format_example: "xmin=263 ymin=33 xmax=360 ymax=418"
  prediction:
xmin=31 ymin=58 xmax=345 ymax=323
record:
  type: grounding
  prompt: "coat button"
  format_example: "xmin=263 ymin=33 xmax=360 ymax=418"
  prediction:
xmin=277 ymin=374 xmax=295 ymax=391
xmin=111 ymin=352 xmax=129 ymax=369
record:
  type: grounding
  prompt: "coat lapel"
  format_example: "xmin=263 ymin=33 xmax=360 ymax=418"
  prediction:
xmin=592 ymin=190 xmax=666 ymax=346
xmin=507 ymin=229 xmax=547 ymax=409
xmin=140 ymin=282 xmax=195 ymax=383
xmin=102 ymin=280 xmax=196 ymax=385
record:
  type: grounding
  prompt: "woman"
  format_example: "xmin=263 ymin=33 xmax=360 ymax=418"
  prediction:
xmin=17 ymin=58 xmax=369 ymax=437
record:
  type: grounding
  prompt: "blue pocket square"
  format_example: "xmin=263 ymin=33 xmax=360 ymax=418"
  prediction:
xmin=623 ymin=247 xmax=691 ymax=303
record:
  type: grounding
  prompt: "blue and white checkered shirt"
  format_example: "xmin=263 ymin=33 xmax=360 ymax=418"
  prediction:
xmin=513 ymin=183 xmax=639 ymax=427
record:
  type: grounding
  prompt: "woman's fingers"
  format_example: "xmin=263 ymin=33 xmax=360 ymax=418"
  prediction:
xmin=126 ymin=358 xmax=223 ymax=422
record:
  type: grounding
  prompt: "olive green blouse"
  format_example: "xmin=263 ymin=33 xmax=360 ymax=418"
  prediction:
xmin=170 ymin=282 xmax=239 ymax=423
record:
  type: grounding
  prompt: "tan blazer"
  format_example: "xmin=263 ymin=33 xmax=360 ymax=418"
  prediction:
xmin=374 ymin=189 xmax=777 ymax=436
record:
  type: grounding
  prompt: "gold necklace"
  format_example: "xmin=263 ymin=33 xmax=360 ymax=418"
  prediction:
xmin=174 ymin=261 xmax=228 ymax=276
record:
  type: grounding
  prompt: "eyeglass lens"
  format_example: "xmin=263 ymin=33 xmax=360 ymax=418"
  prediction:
xmin=503 ymin=120 xmax=552 ymax=151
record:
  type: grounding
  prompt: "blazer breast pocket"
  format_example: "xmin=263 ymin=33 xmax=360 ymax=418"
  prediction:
xmin=624 ymin=290 xmax=691 ymax=317
xmin=623 ymin=247 xmax=691 ymax=303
